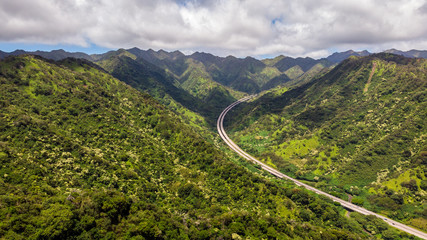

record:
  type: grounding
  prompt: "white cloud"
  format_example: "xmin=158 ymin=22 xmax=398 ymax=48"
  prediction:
xmin=0 ymin=0 xmax=426 ymax=57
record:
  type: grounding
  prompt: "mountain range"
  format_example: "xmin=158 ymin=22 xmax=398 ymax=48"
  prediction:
xmin=2 ymin=48 xmax=426 ymax=63
xmin=0 ymin=54 xmax=398 ymax=239
xmin=1 ymin=48 xmax=425 ymax=96
xmin=1 ymin=47 xmax=426 ymax=239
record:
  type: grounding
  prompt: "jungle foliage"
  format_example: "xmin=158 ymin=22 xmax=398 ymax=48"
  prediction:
xmin=227 ymin=53 xmax=427 ymax=231
xmin=0 ymin=55 xmax=404 ymax=239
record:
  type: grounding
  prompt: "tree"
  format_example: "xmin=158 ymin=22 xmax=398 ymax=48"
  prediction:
xmin=401 ymin=179 xmax=418 ymax=191
xmin=382 ymin=229 xmax=399 ymax=240
xmin=36 ymin=203 xmax=74 ymax=239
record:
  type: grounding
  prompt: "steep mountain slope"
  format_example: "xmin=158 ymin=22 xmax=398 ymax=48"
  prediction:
xmin=262 ymin=56 xmax=333 ymax=88
xmin=95 ymin=50 xmax=239 ymax=125
xmin=129 ymin=48 xmax=261 ymax=95
xmin=127 ymin=47 xmax=188 ymax=77
xmin=178 ymin=58 xmax=245 ymax=102
xmin=96 ymin=50 xmax=183 ymax=100
xmin=227 ymin=54 xmax=427 ymax=230
xmin=127 ymin=48 xmax=334 ymax=94
xmin=0 ymin=55 xmax=388 ymax=239
xmin=214 ymin=55 xmax=267 ymax=93
xmin=5 ymin=48 xmax=421 ymax=98
xmin=272 ymin=56 xmax=322 ymax=72
xmin=127 ymin=48 xmax=246 ymax=106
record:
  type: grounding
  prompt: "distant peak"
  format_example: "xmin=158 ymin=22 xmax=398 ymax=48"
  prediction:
xmin=172 ymin=50 xmax=184 ymax=55
xmin=190 ymin=51 xmax=214 ymax=57
xmin=326 ymin=50 xmax=371 ymax=63
xmin=12 ymin=49 xmax=27 ymax=54
xmin=128 ymin=47 xmax=141 ymax=51
xmin=51 ymin=49 xmax=66 ymax=53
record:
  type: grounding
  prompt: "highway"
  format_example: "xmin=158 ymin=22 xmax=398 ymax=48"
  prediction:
xmin=217 ymin=96 xmax=427 ymax=240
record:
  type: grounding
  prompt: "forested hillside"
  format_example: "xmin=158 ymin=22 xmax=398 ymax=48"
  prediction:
xmin=0 ymin=55 xmax=400 ymax=239
xmin=129 ymin=48 xmax=334 ymax=94
xmin=96 ymin=49 xmax=243 ymax=125
xmin=227 ymin=53 xmax=427 ymax=231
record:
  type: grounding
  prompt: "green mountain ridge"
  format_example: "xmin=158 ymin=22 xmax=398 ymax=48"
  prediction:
xmin=0 ymin=55 xmax=398 ymax=239
xmin=95 ymin=51 xmax=239 ymax=129
xmin=137 ymin=49 xmax=329 ymax=94
xmin=2 ymin=48 xmax=425 ymax=113
xmin=227 ymin=53 xmax=427 ymax=231
xmin=127 ymin=48 xmax=246 ymax=108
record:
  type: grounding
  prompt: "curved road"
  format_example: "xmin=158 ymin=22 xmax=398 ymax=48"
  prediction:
xmin=217 ymin=96 xmax=427 ymax=240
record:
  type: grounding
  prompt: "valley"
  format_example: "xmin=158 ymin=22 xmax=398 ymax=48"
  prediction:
xmin=218 ymin=96 xmax=427 ymax=239
xmin=3 ymin=0 xmax=426 ymax=239
xmin=226 ymin=53 xmax=427 ymax=234
xmin=0 ymin=49 xmax=426 ymax=239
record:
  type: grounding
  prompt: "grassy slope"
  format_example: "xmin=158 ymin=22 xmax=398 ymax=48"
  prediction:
xmin=0 ymin=55 xmax=389 ymax=239
xmin=228 ymin=54 xmax=427 ymax=230
xmin=176 ymin=58 xmax=247 ymax=118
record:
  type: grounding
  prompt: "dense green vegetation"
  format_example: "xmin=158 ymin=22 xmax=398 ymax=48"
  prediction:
xmin=0 ymin=48 xmax=365 ymax=131
xmin=94 ymin=49 xmax=222 ymax=145
xmin=0 ymin=55 xmax=408 ymax=239
xmin=96 ymin=49 xmax=241 ymax=129
xmin=227 ymin=54 xmax=427 ymax=231
xmin=128 ymin=48 xmax=333 ymax=94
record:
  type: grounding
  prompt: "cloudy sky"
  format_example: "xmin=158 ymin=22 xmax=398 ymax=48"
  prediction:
xmin=1 ymin=0 xmax=426 ymax=58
